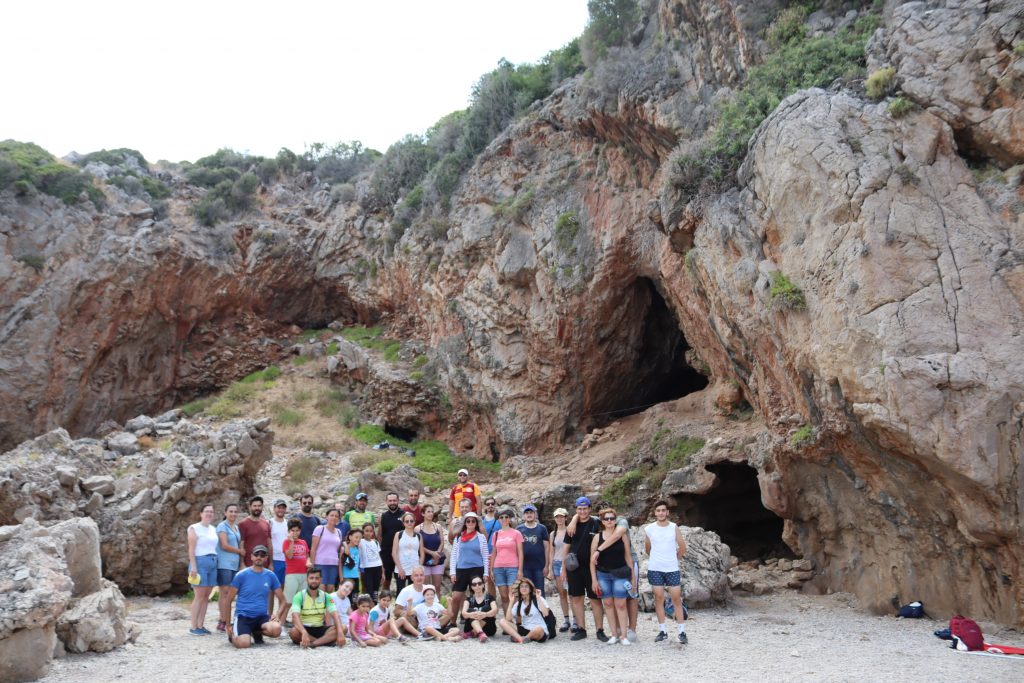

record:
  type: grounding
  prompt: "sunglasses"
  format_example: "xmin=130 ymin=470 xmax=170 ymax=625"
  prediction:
xmin=253 ymin=552 xmax=268 ymax=557
xmin=464 ymin=519 xmax=477 ymax=524
xmin=470 ymin=580 xmax=484 ymax=586
xmin=601 ymin=516 xmax=616 ymax=521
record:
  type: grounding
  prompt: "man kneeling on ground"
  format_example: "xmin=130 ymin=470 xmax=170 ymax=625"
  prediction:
xmin=224 ymin=545 xmax=289 ymax=648
xmin=289 ymin=567 xmax=346 ymax=648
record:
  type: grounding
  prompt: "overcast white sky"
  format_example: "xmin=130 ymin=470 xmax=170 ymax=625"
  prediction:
xmin=4 ymin=1 xmax=589 ymax=163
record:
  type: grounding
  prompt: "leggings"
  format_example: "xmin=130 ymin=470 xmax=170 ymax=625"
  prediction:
xmin=362 ymin=566 xmax=383 ymax=601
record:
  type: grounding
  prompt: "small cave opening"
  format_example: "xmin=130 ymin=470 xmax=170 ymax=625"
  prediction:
xmin=673 ymin=462 xmax=794 ymax=561
xmin=592 ymin=278 xmax=708 ymax=426
xmin=383 ymin=423 xmax=418 ymax=443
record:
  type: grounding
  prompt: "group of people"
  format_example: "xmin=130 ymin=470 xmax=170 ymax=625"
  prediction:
xmin=186 ymin=467 xmax=690 ymax=648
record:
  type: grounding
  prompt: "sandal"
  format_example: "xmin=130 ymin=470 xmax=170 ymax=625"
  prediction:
xmin=478 ymin=633 xmax=488 ymax=643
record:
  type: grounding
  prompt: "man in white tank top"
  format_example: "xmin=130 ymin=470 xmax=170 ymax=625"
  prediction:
xmin=643 ymin=501 xmax=688 ymax=644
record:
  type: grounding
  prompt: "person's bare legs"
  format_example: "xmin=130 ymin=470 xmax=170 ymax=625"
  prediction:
xmin=613 ymin=597 xmax=629 ymax=639
xmin=570 ymin=595 xmax=586 ymax=631
xmin=190 ymin=586 xmax=213 ymax=629
xmin=602 ymin=598 xmax=619 ymax=638
xmin=498 ymin=618 xmax=524 ymax=643
xmin=591 ymin=597 xmax=604 ymax=631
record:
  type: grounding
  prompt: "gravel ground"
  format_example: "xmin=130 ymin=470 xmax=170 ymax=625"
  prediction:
xmin=42 ymin=592 xmax=1024 ymax=683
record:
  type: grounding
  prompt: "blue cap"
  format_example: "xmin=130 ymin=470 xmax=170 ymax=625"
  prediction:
xmin=522 ymin=504 xmax=537 ymax=513
xmin=354 ymin=492 xmax=368 ymax=501
xmin=575 ymin=496 xmax=591 ymax=507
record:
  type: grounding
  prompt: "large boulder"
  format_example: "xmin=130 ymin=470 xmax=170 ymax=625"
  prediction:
xmin=55 ymin=579 xmax=135 ymax=654
xmin=48 ymin=517 xmax=102 ymax=597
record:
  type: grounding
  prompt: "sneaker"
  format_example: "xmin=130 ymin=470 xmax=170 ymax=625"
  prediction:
xmin=677 ymin=632 xmax=688 ymax=644
xmin=606 ymin=636 xmax=619 ymax=645
xmin=196 ymin=627 xmax=212 ymax=635
xmin=654 ymin=631 xmax=668 ymax=643
xmin=621 ymin=638 xmax=632 ymax=646
xmin=216 ymin=621 xmax=226 ymax=632
xmin=461 ymin=631 xmax=472 ymax=640
xmin=570 ymin=622 xmax=579 ymax=632
xmin=627 ymin=629 xmax=637 ymax=642
xmin=596 ymin=629 xmax=609 ymax=643
xmin=398 ymin=635 xmax=409 ymax=643
xmin=478 ymin=633 xmax=488 ymax=643
xmin=570 ymin=629 xmax=588 ymax=641
xmin=418 ymin=633 xmax=434 ymax=641
xmin=189 ymin=628 xmax=205 ymax=636
xmin=559 ymin=620 xmax=571 ymax=633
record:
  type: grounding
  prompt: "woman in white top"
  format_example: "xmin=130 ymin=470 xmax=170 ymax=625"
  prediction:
xmin=187 ymin=503 xmax=219 ymax=635
xmin=392 ymin=512 xmax=425 ymax=590
xmin=498 ymin=578 xmax=551 ymax=643
xmin=550 ymin=507 xmax=572 ymax=632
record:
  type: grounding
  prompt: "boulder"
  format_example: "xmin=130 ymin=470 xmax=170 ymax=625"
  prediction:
xmin=55 ymin=579 xmax=135 ymax=654
xmin=105 ymin=432 xmax=139 ymax=455
xmin=49 ymin=517 xmax=102 ymax=596
xmin=124 ymin=415 xmax=156 ymax=433
xmin=81 ymin=475 xmax=115 ymax=497
xmin=0 ymin=625 xmax=58 ymax=683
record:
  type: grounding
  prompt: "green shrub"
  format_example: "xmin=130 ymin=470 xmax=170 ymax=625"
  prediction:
xmin=189 ymin=172 xmax=259 ymax=226
xmin=383 ymin=342 xmax=401 ymax=362
xmin=413 ymin=354 xmax=428 ymax=368
xmin=493 ymin=188 xmax=535 ymax=224
xmin=351 ymin=424 xmax=501 ymax=479
xmin=790 ymin=424 xmax=814 ymax=447
xmin=865 ymin=67 xmax=896 ymax=100
xmin=410 ymin=371 xmax=425 ymax=381
xmin=888 ymin=96 xmax=913 ymax=118
xmin=766 ymin=6 xmax=808 ymax=49
xmin=647 ymin=435 xmax=705 ymax=489
xmin=291 ymin=355 xmax=310 ymax=366
xmin=554 ymin=211 xmax=580 ymax=252
xmin=283 ymin=456 xmax=318 ymax=495
xmin=332 ymin=183 xmax=356 ymax=203
xmin=338 ymin=404 xmax=359 ymax=429
xmin=78 ymin=148 xmax=148 ymax=168
xmin=180 ymin=397 xmax=213 ymax=416
xmin=256 ymin=158 xmax=278 ymax=184
xmin=240 ymin=365 xmax=280 ymax=382
xmin=274 ymin=407 xmax=304 ymax=426
xmin=186 ymin=165 xmax=240 ymax=188
xmin=326 ymin=341 xmax=340 ymax=355
xmin=581 ymin=0 xmax=641 ymax=66
xmin=16 ymin=254 xmax=44 ymax=273
xmin=603 ymin=469 xmax=642 ymax=508
xmin=769 ymin=271 xmax=806 ymax=310
xmin=305 ymin=141 xmax=380 ymax=184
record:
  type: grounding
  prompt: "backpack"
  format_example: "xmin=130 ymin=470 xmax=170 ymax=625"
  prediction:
xmin=949 ymin=614 xmax=984 ymax=651
xmin=530 ymin=596 xmax=557 ymax=640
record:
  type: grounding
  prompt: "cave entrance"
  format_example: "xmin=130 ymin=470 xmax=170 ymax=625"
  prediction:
xmin=674 ymin=462 xmax=793 ymax=561
xmin=383 ymin=423 xmax=418 ymax=443
xmin=592 ymin=278 xmax=708 ymax=426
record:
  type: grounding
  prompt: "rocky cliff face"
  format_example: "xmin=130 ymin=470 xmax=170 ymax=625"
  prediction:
xmin=2 ymin=0 xmax=1023 ymax=624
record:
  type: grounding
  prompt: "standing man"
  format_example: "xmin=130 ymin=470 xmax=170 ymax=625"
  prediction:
xmin=448 ymin=468 xmax=481 ymax=520
xmin=344 ymin=492 xmax=375 ymax=531
xmin=402 ymin=488 xmax=424 ymax=525
xmin=644 ymin=500 xmax=688 ymax=644
xmin=564 ymin=496 xmax=605 ymax=642
xmin=379 ymin=491 xmax=405 ymax=592
xmin=289 ymin=567 xmax=345 ymax=648
xmin=517 ymin=504 xmax=551 ymax=596
xmin=292 ymin=494 xmax=322 ymax=550
xmin=224 ymin=545 xmax=288 ymax=648
xmin=480 ymin=496 xmax=500 ymax=599
xmin=270 ymin=500 xmax=290 ymax=588
xmin=238 ymin=496 xmax=272 ymax=568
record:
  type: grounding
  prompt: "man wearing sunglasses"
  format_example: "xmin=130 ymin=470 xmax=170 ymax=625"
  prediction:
xmin=563 ymin=496 xmax=605 ymax=641
xmin=223 ymin=545 xmax=288 ymax=648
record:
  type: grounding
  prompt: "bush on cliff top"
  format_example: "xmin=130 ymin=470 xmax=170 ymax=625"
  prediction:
xmin=352 ymin=424 xmax=500 ymax=488
xmin=0 ymin=140 xmax=106 ymax=208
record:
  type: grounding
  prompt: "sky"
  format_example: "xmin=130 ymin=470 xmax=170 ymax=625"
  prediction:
xmin=4 ymin=1 xmax=590 ymax=163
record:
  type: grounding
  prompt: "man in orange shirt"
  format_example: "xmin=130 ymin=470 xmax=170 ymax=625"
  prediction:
xmin=448 ymin=468 xmax=481 ymax=519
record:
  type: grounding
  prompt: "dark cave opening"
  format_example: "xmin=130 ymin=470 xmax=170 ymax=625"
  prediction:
xmin=673 ymin=462 xmax=793 ymax=561
xmin=383 ymin=423 xmax=418 ymax=443
xmin=593 ymin=278 xmax=708 ymax=425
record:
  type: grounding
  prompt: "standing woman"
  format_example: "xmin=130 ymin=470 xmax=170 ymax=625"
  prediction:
xmin=448 ymin=512 xmax=489 ymax=624
xmin=308 ymin=508 xmax=344 ymax=593
xmin=187 ymin=503 xmax=219 ymax=635
xmin=415 ymin=504 xmax=445 ymax=593
xmin=490 ymin=508 xmax=524 ymax=610
xmin=590 ymin=507 xmax=636 ymax=645
xmin=215 ymin=503 xmax=245 ymax=632
xmin=392 ymin=512 xmax=425 ymax=591
xmin=551 ymin=507 xmax=572 ymax=632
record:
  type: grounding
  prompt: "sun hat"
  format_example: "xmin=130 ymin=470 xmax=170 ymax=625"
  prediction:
xmin=553 ymin=507 xmax=568 ymax=517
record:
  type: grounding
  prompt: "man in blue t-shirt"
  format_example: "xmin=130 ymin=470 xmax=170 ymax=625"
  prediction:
xmin=517 ymin=504 xmax=551 ymax=595
xmin=224 ymin=545 xmax=289 ymax=648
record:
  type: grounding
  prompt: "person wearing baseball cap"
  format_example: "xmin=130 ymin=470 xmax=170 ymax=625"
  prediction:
xmin=564 ymin=495 xmax=606 ymax=641
xmin=517 ymin=504 xmax=551 ymax=597
xmin=448 ymin=468 xmax=482 ymax=519
xmin=223 ymin=544 xmax=289 ymax=648
xmin=551 ymin=507 xmax=573 ymax=631
xmin=344 ymin=492 xmax=376 ymax=531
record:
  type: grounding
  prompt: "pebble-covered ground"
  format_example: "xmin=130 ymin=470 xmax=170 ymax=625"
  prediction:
xmin=42 ymin=591 xmax=1024 ymax=682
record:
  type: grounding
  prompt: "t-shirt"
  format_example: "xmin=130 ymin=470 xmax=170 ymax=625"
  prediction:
xmin=396 ymin=584 xmax=427 ymax=608
xmin=215 ymin=521 xmax=241 ymax=570
xmin=190 ymin=522 xmax=219 ymax=557
xmin=414 ymin=601 xmax=445 ymax=630
xmin=369 ymin=604 xmax=390 ymax=627
xmin=380 ymin=508 xmax=405 ymax=553
xmin=270 ymin=518 xmax=289 ymax=561
xmin=564 ymin=516 xmax=600 ymax=564
xmin=312 ymin=525 xmax=343 ymax=566
xmin=510 ymin=595 xmax=549 ymax=635
xmin=401 ymin=503 xmax=425 ymax=526
xmin=449 ymin=483 xmax=481 ymax=516
xmin=331 ymin=593 xmax=352 ymax=625
xmin=344 ymin=509 xmax=375 ymax=530
xmin=463 ymin=592 xmax=496 ymax=625
xmin=283 ymin=538 xmax=308 ymax=575
xmin=492 ymin=528 xmax=524 ymax=568
xmin=342 ymin=545 xmax=361 ymax=579
xmin=482 ymin=516 xmax=501 ymax=550
xmin=231 ymin=567 xmax=281 ymax=617
xmin=645 ymin=522 xmax=680 ymax=572
xmin=292 ymin=513 xmax=323 ymax=549
xmin=517 ymin=523 xmax=549 ymax=569
xmin=350 ymin=610 xmax=371 ymax=638
xmin=290 ymin=589 xmax=336 ymax=627
xmin=238 ymin=517 xmax=271 ymax=567
xmin=359 ymin=539 xmax=383 ymax=568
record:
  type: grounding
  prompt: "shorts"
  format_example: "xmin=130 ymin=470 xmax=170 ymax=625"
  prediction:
xmin=596 ymin=570 xmax=632 ymax=599
xmin=523 ymin=567 xmax=545 ymax=596
xmin=463 ymin=617 xmax=497 ymax=636
xmin=423 ymin=563 xmax=446 ymax=576
xmin=233 ymin=614 xmax=270 ymax=643
xmin=452 ymin=566 xmax=485 ymax=593
xmin=194 ymin=554 xmax=217 ymax=587
xmin=516 ymin=624 xmax=548 ymax=642
xmin=300 ymin=624 xmax=330 ymax=639
xmin=374 ymin=621 xmax=391 ymax=637
xmin=493 ymin=566 xmax=518 ymax=586
xmin=648 ymin=569 xmax=681 ymax=587
xmin=552 ymin=559 xmax=563 ymax=577
xmin=217 ymin=568 xmax=237 ymax=587
xmin=284 ymin=573 xmax=307 ymax=603
xmin=316 ymin=564 xmax=339 ymax=586
xmin=273 ymin=560 xmax=287 ymax=586
xmin=566 ymin=566 xmax=598 ymax=599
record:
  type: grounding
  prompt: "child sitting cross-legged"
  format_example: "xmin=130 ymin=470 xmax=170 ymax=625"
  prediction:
xmin=349 ymin=594 xmax=388 ymax=647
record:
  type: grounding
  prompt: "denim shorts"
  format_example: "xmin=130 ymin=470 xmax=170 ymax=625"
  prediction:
xmin=492 ymin=566 xmax=518 ymax=586
xmin=316 ymin=564 xmax=340 ymax=586
xmin=552 ymin=559 xmax=563 ymax=577
xmin=217 ymin=568 xmax=237 ymax=587
xmin=194 ymin=554 xmax=217 ymax=587
xmin=648 ymin=569 xmax=681 ymax=587
xmin=596 ymin=570 xmax=632 ymax=599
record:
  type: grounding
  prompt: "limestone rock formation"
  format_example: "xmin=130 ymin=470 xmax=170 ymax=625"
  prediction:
xmin=629 ymin=525 xmax=732 ymax=609
xmin=0 ymin=417 xmax=273 ymax=593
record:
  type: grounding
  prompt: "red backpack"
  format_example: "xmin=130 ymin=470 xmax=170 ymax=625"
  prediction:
xmin=949 ymin=614 xmax=984 ymax=651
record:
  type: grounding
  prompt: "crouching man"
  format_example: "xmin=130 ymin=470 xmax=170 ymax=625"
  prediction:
xmin=289 ymin=567 xmax=346 ymax=648
xmin=223 ymin=545 xmax=288 ymax=648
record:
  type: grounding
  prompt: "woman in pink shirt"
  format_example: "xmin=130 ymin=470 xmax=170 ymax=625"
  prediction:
xmin=489 ymin=508 xmax=524 ymax=609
